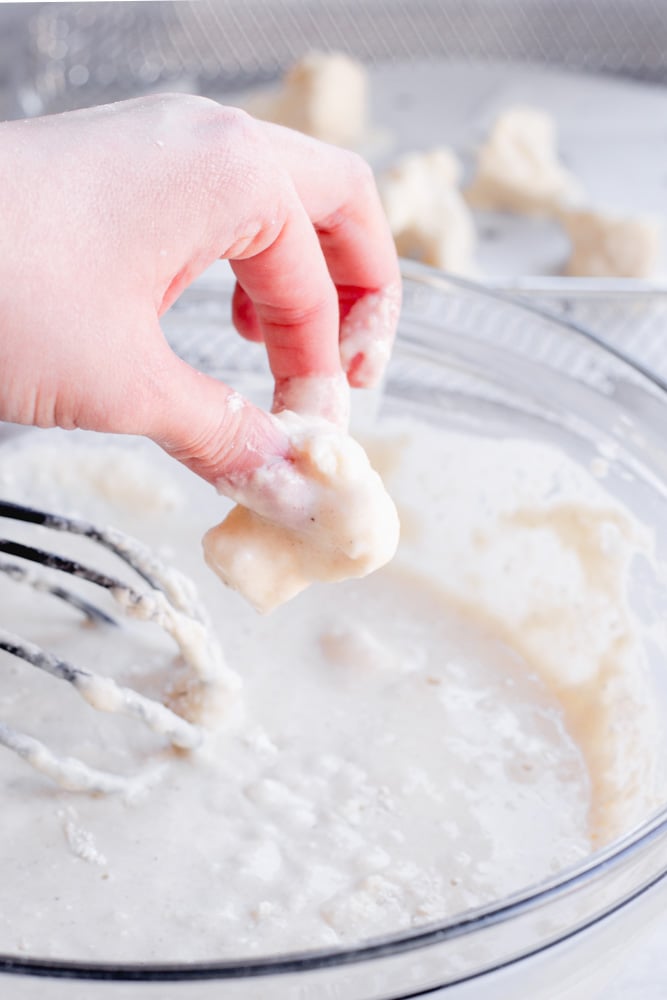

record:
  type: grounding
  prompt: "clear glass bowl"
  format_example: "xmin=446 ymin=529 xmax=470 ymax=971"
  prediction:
xmin=2 ymin=262 xmax=667 ymax=1000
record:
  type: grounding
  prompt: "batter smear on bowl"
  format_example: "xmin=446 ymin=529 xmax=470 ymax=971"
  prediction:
xmin=0 ymin=417 xmax=659 ymax=962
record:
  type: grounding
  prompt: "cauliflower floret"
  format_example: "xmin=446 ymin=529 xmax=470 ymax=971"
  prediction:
xmin=203 ymin=412 xmax=400 ymax=613
xmin=379 ymin=148 xmax=476 ymax=274
xmin=246 ymin=51 xmax=367 ymax=147
xmin=560 ymin=207 xmax=661 ymax=278
xmin=466 ymin=106 xmax=583 ymax=217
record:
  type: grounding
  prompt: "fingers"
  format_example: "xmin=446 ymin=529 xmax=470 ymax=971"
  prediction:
xmin=144 ymin=344 xmax=290 ymax=487
xmin=230 ymin=187 xmax=350 ymax=423
xmin=118 ymin=102 xmax=398 ymax=401
xmin=231 ymin=282 xmax=263 ymax=343
xmin=262 ymin=123 xmax=402 ymax=387
xmin=0 ymin=96 xmax=396 ymax=484
xmin=228 ymin=122 xmax=401 ymax=390
xmin=232 ymin=279 xmax=401 ymax=390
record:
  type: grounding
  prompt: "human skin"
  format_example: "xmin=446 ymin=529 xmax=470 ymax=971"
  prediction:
xmin=0 ymin=94 xmax=400 ymax=489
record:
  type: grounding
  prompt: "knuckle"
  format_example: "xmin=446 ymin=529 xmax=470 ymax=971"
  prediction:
xmin=316 ymin=152 xmax=378 ymax=235
xmin=152 ymin=94 xmax=262 ymax=167
xmin=164 ymin=409 xmax=248 ymax=481
xmin=345 ymin=151 xmax=376 ymax=194
xmin=258 ymin=294 xmax=330 ymax=333
xmin=144 ymin=92 xmax=221 ymax=131
xmin=200 ymin=103 xmax=257 ymax=146
xmin=195 ymin=109 xmax=291 ymax=254
xmin=148 ymin=96 xmax=290 ymax=258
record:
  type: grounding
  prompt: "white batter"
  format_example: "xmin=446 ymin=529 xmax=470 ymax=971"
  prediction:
xmin=0 ymin=419 xmax=659 ymax=962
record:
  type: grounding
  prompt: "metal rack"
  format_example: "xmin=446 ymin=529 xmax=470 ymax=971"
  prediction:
xmin=1 ymin=0 xmax=666 ymax=120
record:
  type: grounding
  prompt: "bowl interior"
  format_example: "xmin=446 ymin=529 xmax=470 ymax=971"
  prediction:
xmin=2 ymin=263 xmax=667 ymax=999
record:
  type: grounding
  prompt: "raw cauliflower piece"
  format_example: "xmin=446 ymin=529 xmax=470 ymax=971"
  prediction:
xmin=466 ymin=106 xmax=583 ymax=217
xmin=246 ymin=51 xmax=367 ymax=147
xmin=379 ymin=148 xmax=476 ymax=274
xmin=560 ymin=207 xmax=661 ymax=278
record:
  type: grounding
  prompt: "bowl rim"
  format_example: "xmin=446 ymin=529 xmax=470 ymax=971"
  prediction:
xmin=3 ymin=261 xmax=667 ymax=984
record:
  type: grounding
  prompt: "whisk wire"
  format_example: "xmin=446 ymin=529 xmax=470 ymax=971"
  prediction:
xmin=0 ymin=500 xmax=232 ymax=795
xmin=0 ymin=558 xmax=118 ymax=626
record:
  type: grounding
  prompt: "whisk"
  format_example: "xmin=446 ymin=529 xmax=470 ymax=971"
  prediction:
xmin=0 ymin=500 xmax=238 ymax=796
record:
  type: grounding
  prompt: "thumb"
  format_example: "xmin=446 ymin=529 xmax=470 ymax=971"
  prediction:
xmin=146 ymin=352 xmax=289 ymax=487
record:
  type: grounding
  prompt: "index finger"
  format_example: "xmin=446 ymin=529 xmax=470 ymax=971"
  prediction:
xmin=230 ymin=178 xmax=350 ymax=426
xmin=242 ymin=123 xmax=401 ymax=389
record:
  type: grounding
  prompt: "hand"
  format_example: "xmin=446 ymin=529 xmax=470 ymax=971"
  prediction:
xmin=0 ymin=94 xmax=400 ymax=486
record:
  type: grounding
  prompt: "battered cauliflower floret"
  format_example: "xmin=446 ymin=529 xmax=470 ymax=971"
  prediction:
xmin=560 ymin=207 xmax=662 ymax=278
xmin=246 ymin=51 xmax=368 ymax=147
xmin=379 ymin=149 xmax=476 ymax=274
xmin=203 ymin=412 xmax=400 ymax=613
xmin=466 ymin=106 xmax=583 ymax=217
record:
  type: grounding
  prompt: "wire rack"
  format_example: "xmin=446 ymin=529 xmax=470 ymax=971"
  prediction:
xmin=1 ymin=0 xmax=667 ymax=120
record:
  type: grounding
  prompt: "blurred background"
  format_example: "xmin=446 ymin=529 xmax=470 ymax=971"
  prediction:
xmin=0 ymin=0 xmax=666 ymax=118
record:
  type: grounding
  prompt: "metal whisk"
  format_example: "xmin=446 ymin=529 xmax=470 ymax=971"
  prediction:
xmin=0 ymin=500 xmax=237 ymax=796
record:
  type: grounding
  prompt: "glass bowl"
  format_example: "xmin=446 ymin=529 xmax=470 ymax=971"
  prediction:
xmin=2 ymin=261 xmax=667 ymax=1000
